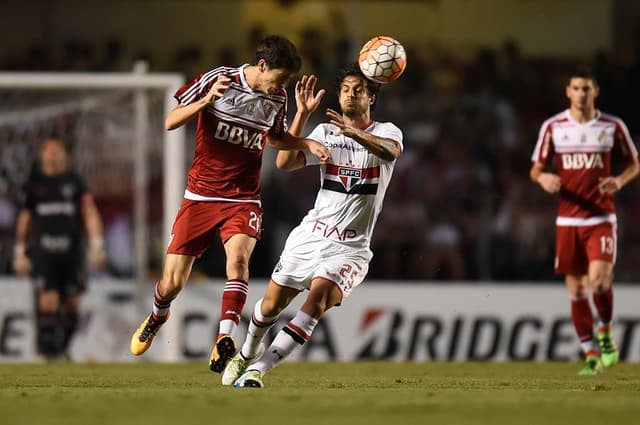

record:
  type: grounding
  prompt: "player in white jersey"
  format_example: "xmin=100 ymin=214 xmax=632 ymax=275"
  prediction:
xmin=530 ymin=67 xmax=639 ymax=375
xmin=224 ymin=63 xmax=403 ymax=387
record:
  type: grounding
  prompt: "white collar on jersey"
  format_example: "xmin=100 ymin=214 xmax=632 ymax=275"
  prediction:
xmin=565 ymin=108 xmax=601 ymax=126
xmin=238 ymin=63 xmax=251 ymax=90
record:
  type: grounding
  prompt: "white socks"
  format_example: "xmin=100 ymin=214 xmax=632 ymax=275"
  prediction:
xmin=251 ymin=310 xmax=318 ymax=374
xmin=241 ymin=298 xmax=280 ymax=359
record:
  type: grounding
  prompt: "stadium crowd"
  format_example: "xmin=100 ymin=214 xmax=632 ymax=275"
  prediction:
xmin=1 ymin=31 xmax=640 ymax=282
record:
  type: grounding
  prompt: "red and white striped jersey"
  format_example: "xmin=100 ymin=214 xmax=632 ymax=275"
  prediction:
xmin=174 ymin=65 xmax=288 ymax=203
xmin=531 ymin=109 xmax=638 ymax=224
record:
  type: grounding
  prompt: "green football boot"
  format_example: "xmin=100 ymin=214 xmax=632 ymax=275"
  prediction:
xmin=598 ymin=330 xmax=619 ymax=368
xmin=578 ymin=354 xmax=602 ymax=376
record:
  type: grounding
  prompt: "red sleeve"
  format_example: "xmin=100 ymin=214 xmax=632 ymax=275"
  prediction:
xmin=531 ymin=119 xmax=555 ymax=165
xmin=174 ymin=67 xmax=225 ymax=105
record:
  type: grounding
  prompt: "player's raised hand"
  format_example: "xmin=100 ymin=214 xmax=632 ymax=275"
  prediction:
xmin=295 ymin=75 xmax=325 ymax=115
xmin=204 ymin=76 xmax=231 ymax=103
xmin=307 ymin=140 xmax=331 ymax=163
xmin=598 ymin=176 xmax=622 ymax=194
xmin=326 ymin=108 xmax=360 ymax=139
xmin=537 ymin=172 xmax=562 ymax=194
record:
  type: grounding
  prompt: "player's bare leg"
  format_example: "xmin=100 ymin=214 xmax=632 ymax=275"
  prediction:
xmin=566 ymin=274 xmax=601 ymax=375
xmin=210 ymin=234 xmax=257 ymax=373
xmin=588 ymin=260 xmax=618 ymax=368
xmin=130 ymin=254 xmax=195 ymax=355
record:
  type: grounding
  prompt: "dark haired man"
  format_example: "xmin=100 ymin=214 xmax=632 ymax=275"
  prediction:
xmin=224 ymin=63 xmax=403 ymax=387
xmin=130 ymin=35 xmax=331 ymax=375
xmin=530 ymin=68 xmax=639 ymax=375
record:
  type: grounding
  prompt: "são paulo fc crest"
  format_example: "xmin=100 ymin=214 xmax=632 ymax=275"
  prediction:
xmin=322 ymin=163 xmax=380 ymax=195
xmin=338 ymin=167 xmax=362 ymax=191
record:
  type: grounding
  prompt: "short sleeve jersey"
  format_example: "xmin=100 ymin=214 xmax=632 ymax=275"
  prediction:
xmin=299 ymin=121 xmax=403 ymax=249
xmin=20 ymin=170 xmax=90 ymax=254
xmin=174 ymin=65 xmax=288 ymax=202
xmin=531 ymin=110 xmax=637 ymax=222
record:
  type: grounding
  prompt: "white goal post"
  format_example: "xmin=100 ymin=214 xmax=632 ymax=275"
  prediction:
xmin=0 ymin=67 xmax=186 ymax=300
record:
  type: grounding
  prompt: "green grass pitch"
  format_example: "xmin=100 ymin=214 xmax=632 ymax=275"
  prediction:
xmin=1 ymin=361 xmax=639 ymax=425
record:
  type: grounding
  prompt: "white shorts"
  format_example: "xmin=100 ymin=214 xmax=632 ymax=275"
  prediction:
xmin=271 ymin=226 xmax=372 ymax=302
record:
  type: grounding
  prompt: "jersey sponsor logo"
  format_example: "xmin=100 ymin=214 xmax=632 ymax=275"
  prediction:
xmin=560 ymin=152 xmax=604 ymax=169
xmin=325 ymin=142 xmax=367 ymax=152
xmin=312 ymin=219 xmax=357 ymax=241
xmin=213 ymin=121 xmax=264 ymax=150
xmin=35 ymin=202 xmax=76 ymax=216
xmin=40 ymin=234 xmax=72 ymax=252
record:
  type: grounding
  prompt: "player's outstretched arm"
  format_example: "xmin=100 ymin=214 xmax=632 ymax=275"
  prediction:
xmin=165 ymin=76 xmax=231 ymax=130
xmin=326 ymin=109 xmax=400 ymax=161
xmin=275 ymin=75 xmax=326 ymax=171
xmin=267 ymin=133 xmax=331 ymax=163
xmin=530 ymin=161 xmax=561 ymax=194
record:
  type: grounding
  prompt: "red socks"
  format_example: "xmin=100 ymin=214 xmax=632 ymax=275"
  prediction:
xmin=593 ymin=286 xmax=613 ymax=326
xmin=571 ymin=297 xmax=594 ymax=343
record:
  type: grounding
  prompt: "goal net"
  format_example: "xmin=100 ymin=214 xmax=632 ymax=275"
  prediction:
xmin=0 ymin=68 xmax=186 ymax=288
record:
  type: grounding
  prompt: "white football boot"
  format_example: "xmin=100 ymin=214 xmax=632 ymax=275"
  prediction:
xmin=233 ymin=369 xmax=264 ymax=388
xmin=221 ymin=343 xmax=265 ymax=386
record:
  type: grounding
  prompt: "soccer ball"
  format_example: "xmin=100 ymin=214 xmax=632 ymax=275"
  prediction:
xmin=358 ymin=36 xmax=407 ymax=84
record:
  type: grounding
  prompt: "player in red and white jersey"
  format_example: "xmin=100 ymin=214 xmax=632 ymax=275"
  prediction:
xmin=225 ymin=63 xmax=403 ymax=388
xmin=130 ymin=35 xmax=331 ymax=374
xmin=530 ymin=68 xmax=639 ymax=375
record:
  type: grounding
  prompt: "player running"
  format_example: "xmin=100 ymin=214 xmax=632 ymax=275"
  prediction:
xmin=530 ymin=67 xmax=639 ymax=375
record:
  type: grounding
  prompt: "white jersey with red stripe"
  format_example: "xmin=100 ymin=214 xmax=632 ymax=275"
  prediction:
xmin=531 ymin=109 xmax=638 ymax=226
xmin=174 ymin=64 xmax=288 ymax=203
xmin=296 ymin=121 xmax=403 ymax=249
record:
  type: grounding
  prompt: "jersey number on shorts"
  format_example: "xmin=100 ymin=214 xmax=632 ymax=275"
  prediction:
xmin=248 ymin=211 xmax=262 ymax=232
xmin=339 ymin=264 xmax=359 ymax=289
xmin=600 ymin=236 xmax=614 ymax=255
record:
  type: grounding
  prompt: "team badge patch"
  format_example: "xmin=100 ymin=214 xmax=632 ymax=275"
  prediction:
xmin=322 ymin=163 xmax=380 ymax=195
xmin=338 ymin=167 xmax=362 ymax=191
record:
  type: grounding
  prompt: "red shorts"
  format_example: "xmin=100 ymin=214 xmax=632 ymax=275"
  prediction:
xmin=167 ymin=199 xmax=263 ymax=258
xmin=555 ymin=222 xmax=616 ymax=275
